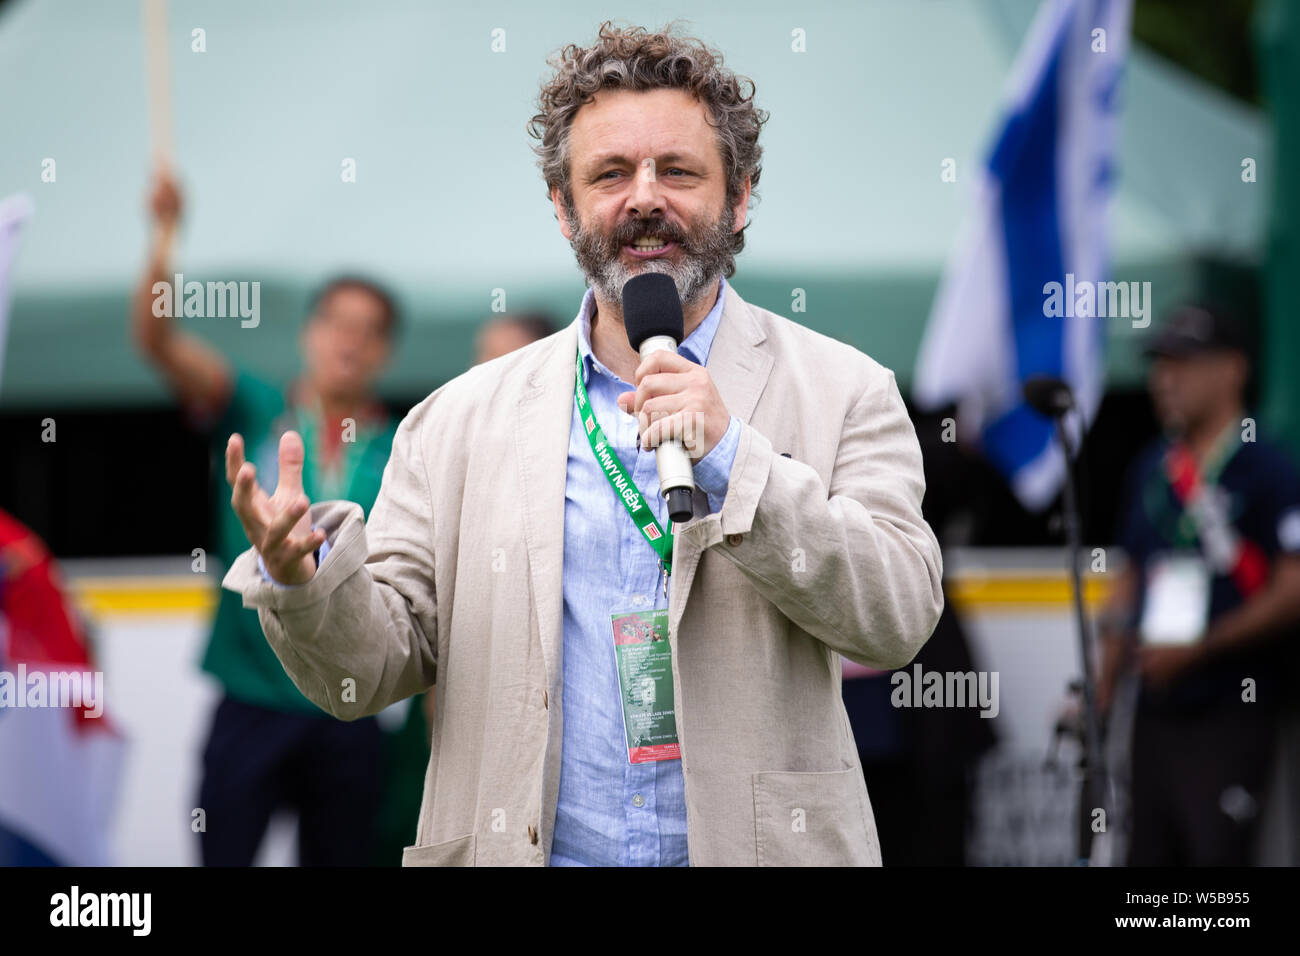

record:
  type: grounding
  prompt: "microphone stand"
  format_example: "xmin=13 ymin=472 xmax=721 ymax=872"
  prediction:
xmin=1054 ymin=412 xmax=1109 ymax=865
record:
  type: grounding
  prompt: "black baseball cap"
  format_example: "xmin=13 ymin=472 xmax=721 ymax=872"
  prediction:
xmin=1143 ymin=305 xmax=1249 ymax=359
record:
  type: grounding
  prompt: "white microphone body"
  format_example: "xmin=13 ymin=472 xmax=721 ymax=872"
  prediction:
xmin=638 ymin=334 xmax=696 ymax=507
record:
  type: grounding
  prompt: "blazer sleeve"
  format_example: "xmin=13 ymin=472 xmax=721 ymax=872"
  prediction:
xmin=220 ymin=399 xmax=439 ymax=719
xmin=703 ymin=366 xmax=944 ymax=669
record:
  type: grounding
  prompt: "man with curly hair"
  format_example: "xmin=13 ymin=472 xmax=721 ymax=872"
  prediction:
xmin=222 ymin=21 xmax=942 ymax=867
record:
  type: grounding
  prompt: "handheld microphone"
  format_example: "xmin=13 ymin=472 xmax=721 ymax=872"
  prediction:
xmin=621 ymin=272 xmax=695 ymax=523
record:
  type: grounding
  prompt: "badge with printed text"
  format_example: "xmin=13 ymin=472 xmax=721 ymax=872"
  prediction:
xmin=1140 ymin=553 xmax=1211 ymax=646
xmin=610 ymin=608 xmax=680 ymax=764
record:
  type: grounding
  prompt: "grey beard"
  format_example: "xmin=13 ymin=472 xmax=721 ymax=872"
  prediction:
xmin=564 ymin=203 xmax=735 ymax=311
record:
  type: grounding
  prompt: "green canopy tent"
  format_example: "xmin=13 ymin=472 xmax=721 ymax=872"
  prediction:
xmin=0 ymin=0 xmax=1267 ymax=410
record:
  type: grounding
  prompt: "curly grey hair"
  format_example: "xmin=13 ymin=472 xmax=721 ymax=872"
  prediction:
xmin=528 ymin=20 xmax=768 ymax=265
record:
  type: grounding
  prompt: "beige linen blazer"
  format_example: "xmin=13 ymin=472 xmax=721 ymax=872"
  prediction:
xmin=222 ymin=283 xmax=943 ymax=866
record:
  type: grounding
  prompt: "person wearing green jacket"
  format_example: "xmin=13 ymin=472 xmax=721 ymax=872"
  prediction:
xmin=132 ymin=170 xmax=425 ymax=865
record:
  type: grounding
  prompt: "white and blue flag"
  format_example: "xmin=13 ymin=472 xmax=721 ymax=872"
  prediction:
xmin=914 ymin=0 xmax=1131 ymax=510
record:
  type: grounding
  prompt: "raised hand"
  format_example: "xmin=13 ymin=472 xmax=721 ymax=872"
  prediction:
xmin=226 ymin=430 xmax=325 ymax=586
xmin=149 ymin=170 xmax=182 ymax=230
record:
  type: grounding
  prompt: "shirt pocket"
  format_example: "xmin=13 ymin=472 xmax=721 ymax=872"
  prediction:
xmin=752 ymin=768 xmax=879 ymax=866
xmin=401 ymin=833 xmax=476 ymax=867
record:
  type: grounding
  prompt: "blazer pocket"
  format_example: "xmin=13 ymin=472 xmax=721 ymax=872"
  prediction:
xmin=752 ymin=768 xmax=878 ymax=867
xmin=401 ymin=833 xmax=476 ymax=867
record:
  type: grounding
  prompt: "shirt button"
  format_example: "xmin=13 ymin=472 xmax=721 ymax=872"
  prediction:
xmin=726 ymin=533 xmax=744 ymax=546
xmin=632 ymin=793 xmax=645 ymax=808
xmin=527 ymin=824 xmax=538 ymax=844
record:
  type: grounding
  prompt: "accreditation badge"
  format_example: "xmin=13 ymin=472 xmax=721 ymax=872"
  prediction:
xmin=610 ymin=608 xmax=680 ymax=764
xmin=1139 ymin=552 xmax=1211 ymax=646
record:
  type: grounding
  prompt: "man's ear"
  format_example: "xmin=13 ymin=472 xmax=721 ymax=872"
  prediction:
xmin=552 ymin=187 xmax=574 ymax=240
xmin=731 ymin=176 xmax=752 ymax=233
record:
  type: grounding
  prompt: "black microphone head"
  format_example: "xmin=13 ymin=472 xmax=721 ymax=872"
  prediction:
xmin=622 ymin=273 xmax=683 ymax=350
xmin=1022 ymin=375 xmax=1075 ymax=419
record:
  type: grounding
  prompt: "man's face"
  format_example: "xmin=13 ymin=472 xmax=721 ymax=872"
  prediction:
xmin=552 ymin=87 xmax=750 ymax=309
xmin=1148 ymin=351 xmax=1244 ymax=434
xmin=301 ymin=286 xmax=391 ymax=398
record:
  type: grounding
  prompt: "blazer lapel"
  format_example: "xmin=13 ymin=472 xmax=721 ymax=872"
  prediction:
xmin=514 ymin=322 xmax=581 ymax=699
xmin=703 ymin=284 xmax=772 ymax=439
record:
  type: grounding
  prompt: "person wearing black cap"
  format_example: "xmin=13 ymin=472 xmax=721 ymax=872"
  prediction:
xmin=1096 ymin=304 xmax=1300 ymax=865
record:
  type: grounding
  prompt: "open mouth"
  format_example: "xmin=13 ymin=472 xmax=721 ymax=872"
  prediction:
xmin=624 ymin=238 xmax=678 ymax=259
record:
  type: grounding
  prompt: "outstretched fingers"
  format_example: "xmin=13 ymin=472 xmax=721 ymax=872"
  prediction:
xmin=275 ymin=430 xmax=306 ymax=500
xmin=228 ymin=447 xmax=270 ymax=546
xmin=225 ymin=433 xmax=246 ymax=487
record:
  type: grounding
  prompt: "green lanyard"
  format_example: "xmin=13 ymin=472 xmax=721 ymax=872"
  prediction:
xmin=574 ymin=348 xmax=674 ymax=585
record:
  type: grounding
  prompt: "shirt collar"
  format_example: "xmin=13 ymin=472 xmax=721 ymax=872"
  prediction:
xmin=576 ymin=275 xmax=729 ymax=385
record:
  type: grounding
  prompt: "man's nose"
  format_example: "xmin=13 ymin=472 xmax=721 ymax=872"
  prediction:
xmin=627 ymin=158 xmax=665 ymax=218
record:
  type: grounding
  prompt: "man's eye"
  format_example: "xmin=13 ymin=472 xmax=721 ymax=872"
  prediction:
xmin=598 ymin=168 xmax=690 ymax=180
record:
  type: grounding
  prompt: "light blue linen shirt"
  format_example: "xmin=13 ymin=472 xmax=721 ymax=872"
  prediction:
xmin=261 ymin=276 xmax=741 ymax=867
xmin=549 ymin=275 xmax=739 ymax=867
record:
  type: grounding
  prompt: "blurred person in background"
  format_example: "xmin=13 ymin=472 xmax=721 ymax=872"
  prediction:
xmin=474 ymin=312 xmax=557 ymax=365
xmin=1097 ymin=305 xmax=1300 ymax=866
xmin=130 ymin=171 xmax=425 ymax=866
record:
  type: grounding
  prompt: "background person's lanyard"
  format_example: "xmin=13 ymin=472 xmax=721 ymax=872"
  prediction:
xmin=1166 ymin=420 xmax=1239 ymax=493
xmin=296 ymin=398 xmax=368 ymax=502
xmin=1161 ymin=422 xmax=1267 ymax=596
xmin=575 ymin=349 xmax=673 ymax=600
